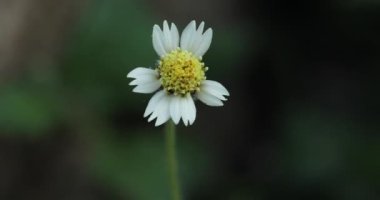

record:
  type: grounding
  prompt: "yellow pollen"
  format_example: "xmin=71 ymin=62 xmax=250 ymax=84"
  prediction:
xmin=158 ymin=49 xmax=206 ymax=96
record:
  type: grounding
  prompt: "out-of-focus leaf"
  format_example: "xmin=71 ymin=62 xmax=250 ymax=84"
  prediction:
xmin=281 ymin=107 xmax=351 ymax=182
xmin=89 ymin=129 xmax=213 ymax=200
xmin=0 ymin=85 xmax=58 ymax=135
xmin=62 ymin=0 xmax=156 ymax=114
xmin=90 ymin=131 xmax=169 ymax=200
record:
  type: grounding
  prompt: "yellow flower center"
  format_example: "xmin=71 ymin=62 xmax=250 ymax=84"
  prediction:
xmin=158 ymin=49 xmax=206 ymax=96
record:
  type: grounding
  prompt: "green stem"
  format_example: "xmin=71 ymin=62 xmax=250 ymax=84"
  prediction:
xmin=165 ymin=121 xmax=182 ymax=200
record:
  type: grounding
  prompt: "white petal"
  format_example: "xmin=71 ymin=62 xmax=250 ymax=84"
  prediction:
xmin=144 ymin=90 xmax=165 ymax=117
xmin=194 ymin=28 xmax=213 ymax=57
xmin=189 ymin=22 xmax=205 ymax=54
xmin=154 ymin=99 xmax=171 ymax=126
xmin=196 ymin=90 xmax=224 ymax=106
xmin=179 ymin=96 xmax=190 ymax=126
xmin=162 ymin=20 xmax=173 ymax=52
xmin=148 ymin=94 xmax=167 ymax=121
xmin=170 ymin=23 xmax=179 ymax=50
xmin=169 ymin=96 xmax=181 ymax=124
xmin=177 ymin=94 xmax=196 ymax=126
xmin=132 ymin=81 xmax=161 ymax=93
xmin=129 ymin=75 xmax=157 ymax=86
xmin=185 ymin=94 xmax=196 ymax=125
xmin=180 ymin=20 xmax=196 ymax=51
xmin=201 ymin=84 xmax=227 ymax=101
xmin=197 ymin=22 xmax=205 ymax=35
xmin=147 ymin=94 xmax=171 ymax=126
xmin=127 ymin=67 xmax=157 ymax=78
xmin=153 ymin=25 xmax=167 ymax=57
xmin=202 ymin=80 xmax=229 ymax=96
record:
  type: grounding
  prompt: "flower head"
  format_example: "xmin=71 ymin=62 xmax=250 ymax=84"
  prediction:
xmin=127 ymin=20 xmax=229 ymax=126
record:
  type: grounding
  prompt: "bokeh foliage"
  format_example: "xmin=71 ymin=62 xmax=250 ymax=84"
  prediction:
xmin=0 ymin=0 xmax=379 ymax=199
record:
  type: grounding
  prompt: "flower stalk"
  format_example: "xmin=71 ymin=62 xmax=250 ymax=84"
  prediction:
xmin=165 ymin=121 xmax=182 ymax=200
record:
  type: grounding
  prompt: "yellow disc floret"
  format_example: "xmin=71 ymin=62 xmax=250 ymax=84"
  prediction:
xmin=158 ymin=49 xmax=206 ymax=96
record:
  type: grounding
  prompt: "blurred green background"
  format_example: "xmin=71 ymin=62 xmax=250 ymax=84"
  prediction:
xmin=0 ymin=0 xmax=379 ymax=199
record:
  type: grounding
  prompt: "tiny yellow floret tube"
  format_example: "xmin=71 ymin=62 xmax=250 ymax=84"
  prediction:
xmin=158 ymin=49 xmax=206 ymax=96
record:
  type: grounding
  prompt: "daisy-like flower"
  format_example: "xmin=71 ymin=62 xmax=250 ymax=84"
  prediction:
xmin=127 ymin=20 xmax=229 ymax=126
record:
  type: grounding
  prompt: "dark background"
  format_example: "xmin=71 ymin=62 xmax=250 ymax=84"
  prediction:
xmin=0 ymin=0 xmax=379 ymax=199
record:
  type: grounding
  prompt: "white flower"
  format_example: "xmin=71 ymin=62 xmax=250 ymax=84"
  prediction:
xmin=127 ymin=20 xmax=229 ymax=126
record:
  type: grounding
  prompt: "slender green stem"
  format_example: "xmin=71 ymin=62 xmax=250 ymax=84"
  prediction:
xmin=165 ymin=121 xmax=182 ymax=200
